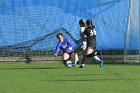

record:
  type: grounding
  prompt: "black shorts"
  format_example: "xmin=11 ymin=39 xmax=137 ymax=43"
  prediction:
xmin=67 ymin=51 xmax=74 ymax=60
xmin=67 ymin=51 xmax=74 ymax=55
xmin=87 ymin=37 xmax=96 ymax=49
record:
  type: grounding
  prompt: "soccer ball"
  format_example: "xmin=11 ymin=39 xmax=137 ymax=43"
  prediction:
xmin=66 ymin=60 xmax=72 ymax=67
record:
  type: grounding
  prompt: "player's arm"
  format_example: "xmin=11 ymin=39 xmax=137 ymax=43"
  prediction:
xmin=83 ymin=30 xmax=87 ymax=38
xmin=80 ymin=27 xmax=85 ymax=38
xmin=54 ymin=43 xmax=60 ymax=56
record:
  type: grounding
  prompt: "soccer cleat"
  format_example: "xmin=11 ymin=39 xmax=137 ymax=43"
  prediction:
xmin=79 ymin=65 xmax=84 ymax=68
xmin=99 ymin=60 xmax=104 ymax=68
xmin=71 ymin=63 xmax=78 ymax=67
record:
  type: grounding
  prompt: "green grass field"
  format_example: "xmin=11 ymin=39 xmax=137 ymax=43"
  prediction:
xmin=0 ymin=62 xmax=140 ymax=93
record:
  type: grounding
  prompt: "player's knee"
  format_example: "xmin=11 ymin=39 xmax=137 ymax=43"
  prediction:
xmin=63 ymin=53 xmax=69 ymax=59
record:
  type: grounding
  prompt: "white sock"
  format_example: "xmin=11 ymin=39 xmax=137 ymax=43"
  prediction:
xmin=93 ymin=56 xmax=100 ymax=62
xmin=94 ymin=51 xmax=98 ymax=55
xmin=74 ymin=54 xmax=77 ymax=65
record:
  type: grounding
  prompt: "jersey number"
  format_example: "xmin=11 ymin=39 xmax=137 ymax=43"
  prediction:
xmin=90 ymin=30 xmax=94 ymax=36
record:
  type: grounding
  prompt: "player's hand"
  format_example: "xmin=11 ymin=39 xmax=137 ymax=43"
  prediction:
xmin=54 ymin=54 xmax=58 ymax=57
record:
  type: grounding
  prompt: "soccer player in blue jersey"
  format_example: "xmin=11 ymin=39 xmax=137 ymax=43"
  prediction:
xmin=81 ymin=19 xmax=104 ymax=68
xmin=54 ymin=33 xmax=79 ymax=67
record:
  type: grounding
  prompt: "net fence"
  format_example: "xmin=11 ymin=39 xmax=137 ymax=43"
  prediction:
xmin=0 ymin=0 xmax=139 ymax=63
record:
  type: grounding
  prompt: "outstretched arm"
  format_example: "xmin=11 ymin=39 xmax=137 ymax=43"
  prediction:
xmin=54 ymin=43 xmax=60 ymax=56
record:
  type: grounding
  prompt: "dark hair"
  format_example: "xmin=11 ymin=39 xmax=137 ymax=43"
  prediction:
xmin=86 ymin=19 xmax=93 ymax=27
xmin=79 ymin=19 xmax=86 ymax=27
xmin=86 ymin=19 xmax=95 ymax=28
xmin=56 ymin=33 xmax=63 ymax=38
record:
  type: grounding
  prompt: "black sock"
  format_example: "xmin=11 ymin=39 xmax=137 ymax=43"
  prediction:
xmin=77 ymin=61 xmax=79 ymax=64
xmin=81 ymin=55 xmax=86 ymax=64
xmin=63 ymin=60 xmax=68 ymax=66
xmin=86 ymin=50 xmax=99 ymax=58
xmin=97 ymin=51 xmax=101 ymax=57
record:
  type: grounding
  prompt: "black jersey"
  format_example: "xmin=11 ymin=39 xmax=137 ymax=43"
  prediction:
xmin=84 ymin=26 xmax=96 ymax=49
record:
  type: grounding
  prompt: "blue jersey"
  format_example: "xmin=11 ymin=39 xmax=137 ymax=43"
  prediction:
xmin=55 ymin=38 xmax=74 ymax=54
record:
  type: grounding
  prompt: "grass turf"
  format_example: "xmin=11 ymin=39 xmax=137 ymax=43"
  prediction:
xmin=0 ymin=63 xmax=140 ymax=93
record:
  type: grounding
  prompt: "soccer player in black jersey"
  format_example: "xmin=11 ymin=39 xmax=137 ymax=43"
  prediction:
xmin=80 ymin=19 xmax=103 ymax=68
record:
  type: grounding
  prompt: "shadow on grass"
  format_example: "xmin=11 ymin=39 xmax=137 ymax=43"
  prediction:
xmin=57 ymin=73 xmax=135 ymax=76
xmin=45 ymin=78 xmax=140 ymax=82
xmin=0 ymin=67 xmax=63 ymax=70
